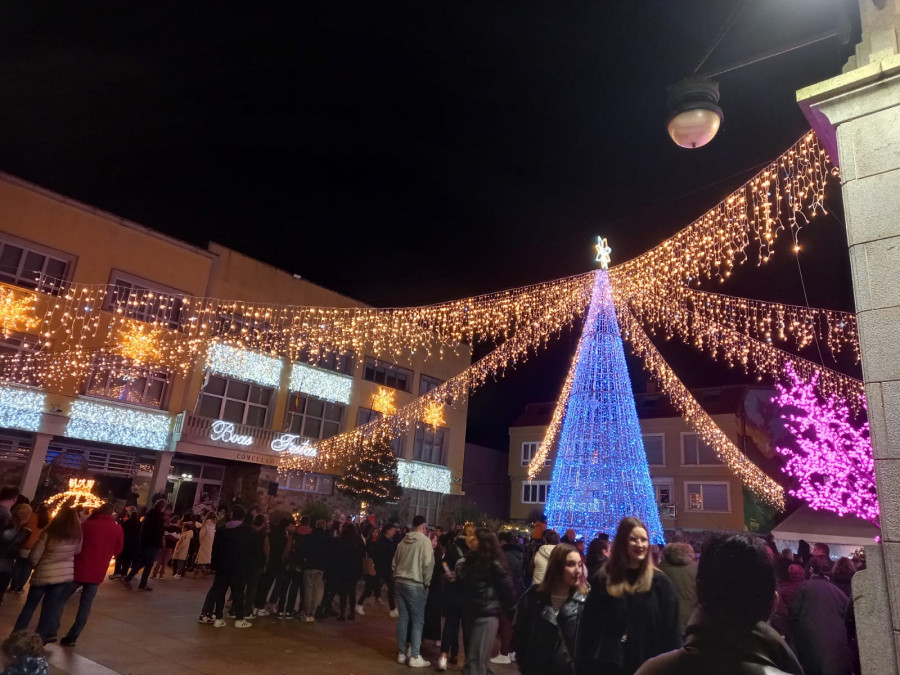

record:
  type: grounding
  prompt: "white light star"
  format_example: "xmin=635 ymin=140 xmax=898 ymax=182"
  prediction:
xmin=595 ymin=236 xmax=612 ymax=269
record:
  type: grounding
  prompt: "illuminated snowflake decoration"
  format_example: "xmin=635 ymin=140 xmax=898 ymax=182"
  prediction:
xmin=372 ymin=387 xmax=397 ymax=415
xmin=116 ymin=321 xmax=165 ymax=364
xmin=0 ymin=287 xmax=38 ymax=337
xmin=421 ymin=401 xmax=445 ymax=430
xmin=594 ymin=236 xmax=612 ymax=269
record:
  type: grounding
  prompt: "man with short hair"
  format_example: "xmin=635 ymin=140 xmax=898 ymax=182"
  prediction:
xmin=392 ymin=515 xmax=434 ymax=668
xmin=60 ymin=503 xmax=123 ymax=647
xmin=0 ymin=486 xmax=20 ymax=529
xmin=636 ymin=534 xmax=803 ymax=675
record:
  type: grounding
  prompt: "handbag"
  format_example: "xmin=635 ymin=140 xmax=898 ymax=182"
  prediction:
xmin=363 ymin=555 xmax=376 ymax=577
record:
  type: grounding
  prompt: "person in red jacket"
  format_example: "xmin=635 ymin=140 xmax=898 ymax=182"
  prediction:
xmin=58 ymin=503 xmax=124 ymax=647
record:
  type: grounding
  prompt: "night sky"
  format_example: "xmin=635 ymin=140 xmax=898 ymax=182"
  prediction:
xmin=0 ymin=2 xmax=861 ymax=449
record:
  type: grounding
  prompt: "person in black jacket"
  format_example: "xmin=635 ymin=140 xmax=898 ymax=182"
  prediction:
xmin=455 ymin=528 xmax=516 ymax=675
xmin=257 ymin=517 xmax=291 ymax=615
xmin=576 ymin=516 xmax=681 ymax=674
xmin=513 ymin=543 xmax=589 ymax=675
xmin=492 ymin=531 xmax=525 ymax=665
xmin=300 ymin=519 xmax=330 ymax=622
xmin=335 ymin=522 xmax=365 ymax=621
xmin=437 ymin=532 xmax=468 ymax=670
xmin=635 ymin=534 xmax=804 ymax=675
xmin=197 ymin=505 xmax=253 ymax=628
xmin=121 ymin=500 xmax=166 ymax=591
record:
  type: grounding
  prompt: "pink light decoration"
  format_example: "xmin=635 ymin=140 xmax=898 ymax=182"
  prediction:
xmin=774 ymin=363 xmax=879 ymax=525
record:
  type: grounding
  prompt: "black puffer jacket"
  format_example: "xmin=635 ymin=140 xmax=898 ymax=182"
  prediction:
xmin=502 ymin=542 xmax=526 ymax=598
xmin=634 ymin=609 xmax=804 ymax=675
xmin=513 ymin=586 xmax=586 ymax=675
xmin=455 ymin=556 xmax=516 ymax=619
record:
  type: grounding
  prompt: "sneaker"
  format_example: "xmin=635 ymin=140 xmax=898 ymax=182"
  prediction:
xmin=198 ymin=615 xmax=215 ymax=625
xmin=397 ymin=652 xmax=407 ymax=665
xmin=213 ymin=619 xmax=227 ymax=628
xmin=172 ymin=574 xmax=182 ymax=579
xmin=278 ymin=612 xmax=294 ymax=620
xmin=304 ymin=616 xmax=315 ymax=623
xmin=490 ymin=654 xmax=512 ymax=665
xmin=120 ymin=577 xmax=133 ymax=590
xmin=389 ymin=608 xmax=399 ymax=618
xmin=254 ymin=608 xmax=269 ymax=617
xmin=108 ymin=574 xmax=121 ymax=580
xmin=355 ymin=604 xmax=365 ymax=616
xmin=60 ymin=636 xmax=77 ymax=648
xmin=408 ymin=656 xmax=430 ymax=668
xmin=510 ymin=651 xmax=516 ymax=662
xmin=437 ymin=655 xmax=447 ymax=671
xmin=234 ymin=620 xmax=252 ymax=628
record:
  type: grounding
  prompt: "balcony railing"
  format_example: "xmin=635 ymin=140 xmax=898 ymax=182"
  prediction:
xmin=173 ymin=412 xmax=319 ymax=462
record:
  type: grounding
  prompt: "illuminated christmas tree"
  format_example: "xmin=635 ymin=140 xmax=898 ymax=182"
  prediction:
xmin=774 ymin=363 xmax=878 ymax=524
xmin=544 ymin=271 xmax=665 ymax=543
xmin=337 ymin=436 xmax=403 ymax=506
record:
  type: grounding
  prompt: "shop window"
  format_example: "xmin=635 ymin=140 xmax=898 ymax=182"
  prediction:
xmin=686 ymin=482 xmax=730 ymax=512
xmin=681 ymin=433 xmax=723 ymax=465
xmin=284 ymin=394 xmax=345 ymax=440
xmin=197 ymin=374 xmax=273 ymax=427
xmin=104 ymin=270 xmax=186 ymax=329
xmin=84 ymin=366 xmax=168 ymax=409
xmin=356 ymin=407 xmax=405 ymax=457
xmin=0 ymin=232 xmax=73 ymax=293
xmin=413 ymin=423 xmax=447 ymax=465
xmin=653 ymin=478 xmax=676 ymax=518
xmin=643 ymin=434 xmax=666 ymax=466
xmin=362 ymin=357 xmax=412 ymax=392
xmin=522 ymin=481 xmax=550 ymax=504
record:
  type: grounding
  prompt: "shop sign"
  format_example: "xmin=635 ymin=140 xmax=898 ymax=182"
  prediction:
xmin=210 ymin=420 xmax=253 ymax=446
xmin=235 ymin=452 xmax=280 ymax=466
xmin=270 ymin=433 xmax=318 ymax=458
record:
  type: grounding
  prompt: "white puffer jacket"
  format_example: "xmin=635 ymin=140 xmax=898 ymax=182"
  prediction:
xmin=29 ymin=532 xmax=83 ymax=586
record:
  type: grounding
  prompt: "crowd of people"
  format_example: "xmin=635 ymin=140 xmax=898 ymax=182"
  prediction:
xmin=0 ymin=482 xmax=865 ymax=675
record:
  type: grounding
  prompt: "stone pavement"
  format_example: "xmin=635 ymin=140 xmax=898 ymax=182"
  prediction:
xmin=0 ymin=573 xmax=516 ymax=675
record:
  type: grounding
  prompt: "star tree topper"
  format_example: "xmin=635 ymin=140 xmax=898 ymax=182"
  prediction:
xmin=595 ymin=236 xmax=612 ymax=269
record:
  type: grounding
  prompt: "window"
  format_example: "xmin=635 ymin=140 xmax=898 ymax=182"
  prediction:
xmin=357 ymin=407 xmax=405 ymax=457
xmin=682 ymin=433 xmax=723 ymax=465
xmin=84 ymin=367 xmax=168 ymax=409
xmin=686 ymin=482 xmax=730 ymax=512
xmin=0 ymin=332 xmax=41 ymax=357
xmin=643 ymin=434 xmax=666 ymax=466
xmin=197 ymin=374 xmax=274 ymax=427
xmin=297 ymin=347 xmax=355 ymax=375
xmin=363 ymin=357 xmax=412 ymax=392
xmin=522 ymin=481 xmax=550 ymax=504
xmin=419 ymin=374 xmax=443 ymax=396
xmin=409 ymin=488 xmax=440 ymax=526
xmin=0 ymin=233 xmax=73 ymax=292
xmin=104 ymin=271 xmax=186 ymax=329
xmin=653 ymin=478 xmax=675 ymax=518
xmin=284 ymin=394 xmax=345 ymax=440
xmin=413 ymin=423 xmax=447 ymax=465
xmin=521 ymin=442 xmax=550 ymax=466
xmin=279 ymin=472 xmax=334 ymax=495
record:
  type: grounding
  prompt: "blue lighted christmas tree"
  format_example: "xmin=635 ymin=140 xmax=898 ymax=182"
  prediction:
xmin=545 ymin=270 xmax=665 ymax=544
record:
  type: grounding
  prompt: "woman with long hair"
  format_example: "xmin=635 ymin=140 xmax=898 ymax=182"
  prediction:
xmin=455 ymin=528 xmax=516 ymax=675
xmin=576 ymin=516 xmax=681 ymax=674
xmin=335 ymin=522 xmax=365 ymax=621
xmin=195 ymin=512 xmax=217 ymax=576
xmin=13 ymin=506 xmax=83 ymax=643
xmin=513 ymin=543 xmax=589 ymax=674
xmin=422 ymin=530 xmax=444 ymax=645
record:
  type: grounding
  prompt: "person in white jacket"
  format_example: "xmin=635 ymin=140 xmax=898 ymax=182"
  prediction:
xmin=392 ymin=515 xmax=435 ymax=668
xmin=13 ymin=506 xmax=83 ymax=644
xmin=529 ymin=529 xmax=560 ymax=587
xmin=195 ymin=513 xmax=217 ymax=575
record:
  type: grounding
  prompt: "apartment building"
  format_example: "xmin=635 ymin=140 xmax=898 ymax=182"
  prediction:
xmin=0 ymin=172 xmax=469 ymax=525
xmin=508 ymin=386 xmax=782 ymax=533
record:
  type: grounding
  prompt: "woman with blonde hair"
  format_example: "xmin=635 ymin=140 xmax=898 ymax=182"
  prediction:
xmin=576 ymin=516 xmax=680 ymax=674
xmin=13 ymin=506 xmax=83 ymax=644
xmin=513 ymin=543 xmax=589 ymax=674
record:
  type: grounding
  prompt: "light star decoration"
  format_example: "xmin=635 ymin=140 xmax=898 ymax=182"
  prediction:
xmin=371 ymin=387 xmax=397 ymax=415
xmin=595 ymin=236 xmax=612 ymax=269
xmin=422 ymin=401 xmax=445 ymax=430
xmin=116 ymin=321 xmax=165 ymax=364
xmin=0 ymin=287 xmax=38 ymax=337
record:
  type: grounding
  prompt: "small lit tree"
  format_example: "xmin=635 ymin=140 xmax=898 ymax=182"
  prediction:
xmin=337 ymin=435 xmax=403 ymax=506
xmin=773 ymin=363 xmax=878 ymax=525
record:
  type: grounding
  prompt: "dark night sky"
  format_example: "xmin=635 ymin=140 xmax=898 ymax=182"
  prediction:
xmin=0 ymin=2 xmax=860 ymax=449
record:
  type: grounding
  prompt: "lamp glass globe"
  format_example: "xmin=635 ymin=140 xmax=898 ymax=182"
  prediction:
xmin=667 ymin=108 xmax=721 ymax=149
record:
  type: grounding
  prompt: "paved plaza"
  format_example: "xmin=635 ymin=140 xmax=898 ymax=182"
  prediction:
xmin=0 ymin=573 xmax=500 ymax=675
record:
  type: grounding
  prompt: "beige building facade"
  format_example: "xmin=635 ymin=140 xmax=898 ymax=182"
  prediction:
xmin=0 ymin=172 xmax=469 ymax=525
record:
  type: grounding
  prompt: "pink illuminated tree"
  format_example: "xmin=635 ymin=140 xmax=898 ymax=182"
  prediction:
xmin=773 ymin=363 xmax=879 ymax=525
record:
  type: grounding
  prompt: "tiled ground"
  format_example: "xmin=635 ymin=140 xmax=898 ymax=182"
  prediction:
xmin=0 ymin=573 xmax=511 ymax=675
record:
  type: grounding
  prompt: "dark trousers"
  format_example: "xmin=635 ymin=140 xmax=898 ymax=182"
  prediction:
xmin=114 ymin=547 xmax=135 ymax=577
xmin=10 ymin=556 xmax=32 ymax=592
xmin=244 ymin=568 xmax=262 ymax=614
xmin=498 ymin=612 xmax=513 ymax=654
xmin=273 ymin=569 xmax=302 ymax=614
xmin=358 ymin=572 xmax=396 ymax=610
xmin=62 ymin=582 xmax=100 ymax=640
xmin=202 ymin=570 xmax=246 ymax=620
xmin=337 ymin=577 xmax=358 ymax=618
xmin=13 ymin=582 xmax=69 ymax=641
xmin=319 ymin=577 xmax=338 ymax=616
xmin=255 ymin=568 xmax=278 ymax=608
xmin=441 ymin=607 xmax=462 ymax=656
xmin=0 ymin=570 xmax=12 ymax=603
xmin=126 ymin=546 xmax=158 ymax=588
